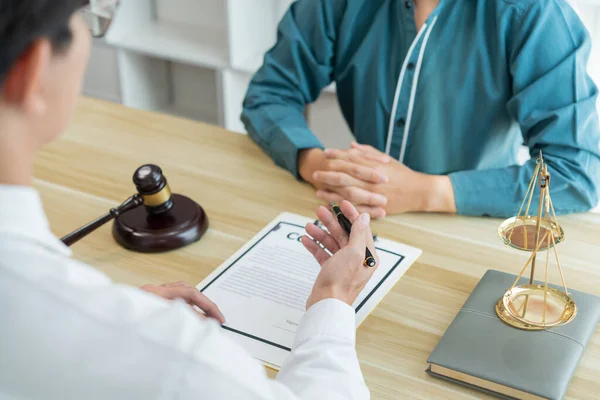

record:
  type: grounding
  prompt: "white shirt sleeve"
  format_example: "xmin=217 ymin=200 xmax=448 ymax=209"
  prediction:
xmin=276 ymin=299 xmax=370 ymax=400
xmin=171 ymin=299 xmax=369 ymax=400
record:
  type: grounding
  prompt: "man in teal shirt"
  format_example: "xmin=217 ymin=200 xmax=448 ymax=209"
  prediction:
xmin=241 ymin=0 xmax=600 ymax=218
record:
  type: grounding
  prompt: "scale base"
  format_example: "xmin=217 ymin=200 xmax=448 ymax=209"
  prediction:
xmin=113 ymin=194 xmax=208 ymax=253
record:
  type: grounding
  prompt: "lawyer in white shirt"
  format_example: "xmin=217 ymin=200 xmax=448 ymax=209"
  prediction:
xmin=0 ymin=1 xmax=379 ymax=399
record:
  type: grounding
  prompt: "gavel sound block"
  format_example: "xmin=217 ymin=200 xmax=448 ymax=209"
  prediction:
xmin=61 ymin=165 xmax=208 ymax=252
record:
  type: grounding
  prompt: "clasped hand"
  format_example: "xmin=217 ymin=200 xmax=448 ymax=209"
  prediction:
xmin=299 ymin=143 xmax=456 ymax=218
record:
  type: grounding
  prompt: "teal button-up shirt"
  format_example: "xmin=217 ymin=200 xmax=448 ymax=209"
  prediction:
xmin=241 ymin=0 xmax=600 ymax=217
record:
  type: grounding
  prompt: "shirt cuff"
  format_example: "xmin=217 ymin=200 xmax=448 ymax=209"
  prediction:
xmin=293 ymin=299 xmax=356 ymax=348
xmin=449 ymin=168 xmax=521 ymax=218
xmin=271 ymin=127 xmax=323 ymax=179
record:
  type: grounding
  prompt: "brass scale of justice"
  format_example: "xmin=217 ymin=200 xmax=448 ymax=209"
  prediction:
xmin=62 ymin=154 xmax=575 ymax=330
xmin=496 ymin=151 xmax=577 ymax=330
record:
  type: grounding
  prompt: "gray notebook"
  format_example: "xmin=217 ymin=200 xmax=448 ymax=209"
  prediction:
xmin=427 ymin=270 xmax=600 ymax=400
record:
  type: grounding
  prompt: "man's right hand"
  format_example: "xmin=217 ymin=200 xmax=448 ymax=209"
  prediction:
xmin=301 ymin=200 xmax=378 ymax=309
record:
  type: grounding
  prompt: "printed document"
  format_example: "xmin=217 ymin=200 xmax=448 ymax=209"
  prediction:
xmin=198 ymin=213 xmax=422 ymax=368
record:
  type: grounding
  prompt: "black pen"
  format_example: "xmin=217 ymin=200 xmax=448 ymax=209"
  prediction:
xmin=330 ymin=202 xmax=377 ymax=267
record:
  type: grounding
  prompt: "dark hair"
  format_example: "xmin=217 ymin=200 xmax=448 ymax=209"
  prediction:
xmin=0 ymin=0 xmax=87 ymax=85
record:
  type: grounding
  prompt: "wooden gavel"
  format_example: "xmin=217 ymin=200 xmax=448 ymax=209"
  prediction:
xmin=61 ymin=164 xmax=208 ymax=253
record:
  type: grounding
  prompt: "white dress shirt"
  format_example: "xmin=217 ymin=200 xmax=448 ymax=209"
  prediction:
xmin=0 ymin=186 xmax=369 ymax=400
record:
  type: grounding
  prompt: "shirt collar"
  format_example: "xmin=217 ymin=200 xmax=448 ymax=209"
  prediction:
xmin=0 ymin=185 xmax=71 ymax=256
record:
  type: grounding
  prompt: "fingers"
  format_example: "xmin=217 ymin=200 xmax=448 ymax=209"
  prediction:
xmin=140 ymin=284 xmax=157 ymax=293
xmin=350 ymin=142 xmax=393 ymax=163
xmin=316 ymin=205 xmax=349 ymax=247
xmin=144 ymin=284 xmax=226 ymax=324
xmin=315 ymin=189 xmax=344 ymax=205
xmin=357 ymin=210 xmax=379 ymax=266
xmin=339 ymin=201 xmax=377 ymax=260
xmin=340 ymin=200 xmax=360 ymax=223
xmin=192 ymin=308 xmax=208 ymax=320
xmin=324 ymin=148 xmax=378 ymax=164
xmin=305 ymin=223 xmax=341 ymax=254
xmin=316 ymin=186 xmax=387 ymax=208
xmin=312 ymin=170 xmax=366 ymax=188
xmin=301 ymin=235 xmax=331 ymax=266
xmin=328 ymin=159 xmax=388 ymax=184
xmin=316 ymin=190 xmax=386 ymax=218
xmin=325 ymin=146 xmax=392 ymax=164
xmin=347 ymin=213 xmax=372 ymax=251
xmin=339 ymin=198 xmax=386 ymax=221
xmin=344 ymin=161 xmax=388 ymax=183
xmin=355 ymin=205 xmax=386 ymax=219
xmin=341 ymin=204 xmax=379 ymax=265
xmin=338 ymin=202 xmax=380 ymax=258
xmin=184 ymin=288 xmax=226 ymax=324
xmin=345 ymin=151 xmax=387 ymax=167
xmin=323 ymin=148 xmax=352 ymax=161
xmin=366 ymin=230 xmax=379 ymax=266
xmin=162 ymin=281 xmax=186 ymax=287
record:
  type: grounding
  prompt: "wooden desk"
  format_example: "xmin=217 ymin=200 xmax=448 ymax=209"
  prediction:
xmin=34 ymin=98 xmax=600 ymax=399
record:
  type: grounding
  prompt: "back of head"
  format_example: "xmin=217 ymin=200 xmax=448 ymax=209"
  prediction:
xmin=0 ymin=0 xmax=86 ymax=82
xmin=0 ymin=0 xmax=91 ymax=160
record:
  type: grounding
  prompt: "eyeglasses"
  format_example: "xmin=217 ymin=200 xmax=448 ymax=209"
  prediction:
xmin=81 ymin=0 xmax=120 ymax=38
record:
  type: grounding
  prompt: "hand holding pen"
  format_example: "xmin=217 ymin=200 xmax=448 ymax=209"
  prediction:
xmin=301 ymin=201 xmax=380 ymax=308
xmin=330 ymin=202 xmax=377 ymax=267
xmin=303 ymin=200 xmax=379 ymax=268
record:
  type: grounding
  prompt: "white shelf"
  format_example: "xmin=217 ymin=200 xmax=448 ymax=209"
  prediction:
xmin=87 ymin=0 xmax=302 ymax=129
xmin=232 ymin=53 xmax=265 ymax=75
xmin=222 ymin=69 xmax=253 ymax=132
xmin=108 ymin=23 xmax=228 ymax=69
xmin=227 ymin=0 xmax=278 ymax=74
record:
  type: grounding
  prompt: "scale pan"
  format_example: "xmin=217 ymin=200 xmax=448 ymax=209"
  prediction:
xmin=495 ymin=284 xmax=577 ymax=330
xmin=498 ymin=216 xmax=564 ymax=251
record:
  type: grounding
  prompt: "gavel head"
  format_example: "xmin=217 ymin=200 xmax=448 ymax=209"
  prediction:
xmin=133 ymin=164 xmax=174 ymax=215
xmin=113 ymin=164 xmax=208 ymax=252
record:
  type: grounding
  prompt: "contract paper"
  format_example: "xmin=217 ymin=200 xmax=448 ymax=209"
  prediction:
xmin=198 ymin=213 xmax=422 ymax=369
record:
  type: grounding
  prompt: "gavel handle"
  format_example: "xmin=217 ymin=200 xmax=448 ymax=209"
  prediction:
xmin=61 ymin=194 xmax=144 ymax=247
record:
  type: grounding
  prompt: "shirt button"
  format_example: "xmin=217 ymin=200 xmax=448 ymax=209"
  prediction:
xmin=397 ymin=118 xmax=406 ymax=126
xmin=407 ymin=62 xmax=415 ymax=70
xmin=405 ymin=0 xmax=412 ymax=8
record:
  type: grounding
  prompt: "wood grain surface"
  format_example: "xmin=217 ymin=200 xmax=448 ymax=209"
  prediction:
xmin=33 ymin=97 xmax=600 ymax=399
